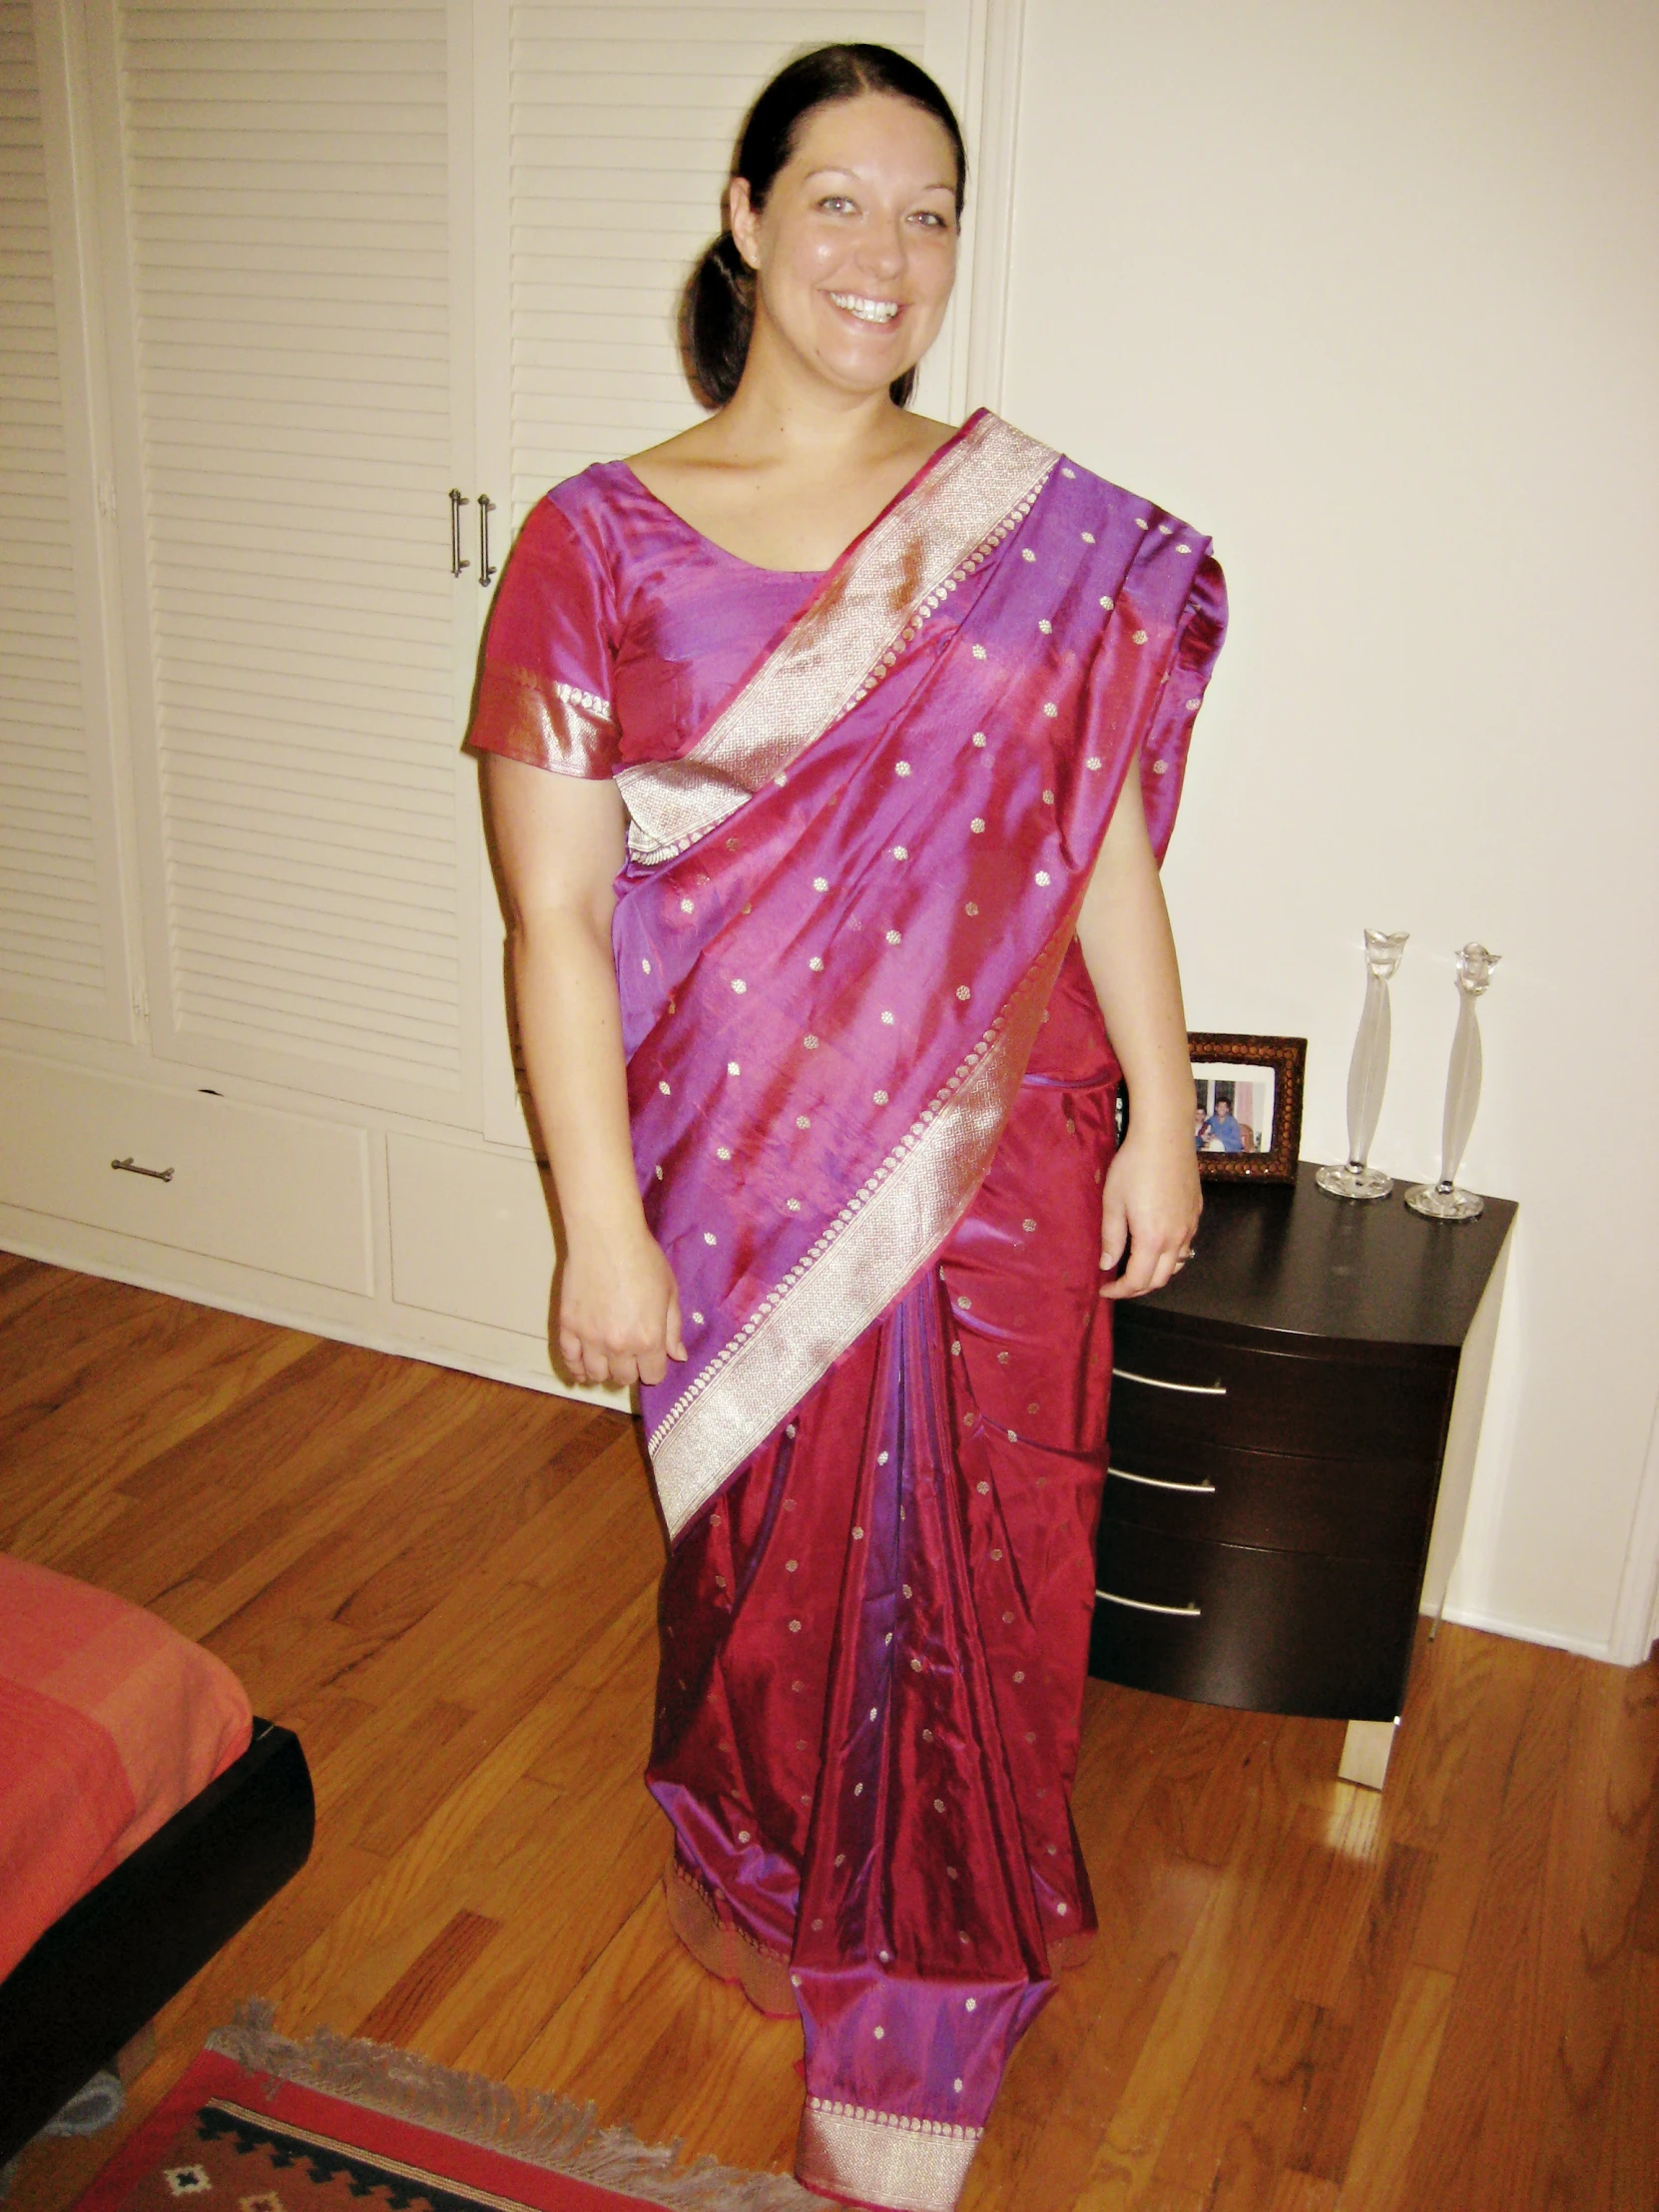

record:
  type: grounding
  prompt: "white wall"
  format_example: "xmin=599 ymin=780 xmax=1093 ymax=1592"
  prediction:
xmin=998 ymin=0 xmax=1659 ymax=1656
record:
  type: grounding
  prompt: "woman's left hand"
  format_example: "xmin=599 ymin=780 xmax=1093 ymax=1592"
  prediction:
xmin=1098 ymin=1122 xmax=1202 ymax=1300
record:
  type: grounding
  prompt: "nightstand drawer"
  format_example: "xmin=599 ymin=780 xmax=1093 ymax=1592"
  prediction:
xmin=1110 ymin=1319 xmax=1451 ymax=1462
xmin=1089 ymin=1523 xmax=1419 ymax=1720
xmin=1102 ymin=1440 xmax=1436 ymax=1560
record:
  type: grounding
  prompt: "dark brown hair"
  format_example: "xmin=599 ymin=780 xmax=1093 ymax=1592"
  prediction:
xmin=681 ymin=44 xmax=967 ymax=411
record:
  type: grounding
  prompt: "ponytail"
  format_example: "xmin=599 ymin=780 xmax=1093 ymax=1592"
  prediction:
xmin=680 ymin=231 xmax=754 ymax=411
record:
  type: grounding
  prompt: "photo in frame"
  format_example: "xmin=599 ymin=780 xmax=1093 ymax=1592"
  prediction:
xmin=1188 ymin=1032 xmax=1307 ymax=1183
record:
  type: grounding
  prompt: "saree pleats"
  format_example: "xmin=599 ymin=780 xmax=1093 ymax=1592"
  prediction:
xmin=648 ymin=945 xmax=1117 ymax=2210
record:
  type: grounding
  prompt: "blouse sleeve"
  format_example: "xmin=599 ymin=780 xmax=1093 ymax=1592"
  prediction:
xmin=466 ymin=494 xmax=619 ymax=779
xmin=1138 ymin=549 xmax=1227 ymax=863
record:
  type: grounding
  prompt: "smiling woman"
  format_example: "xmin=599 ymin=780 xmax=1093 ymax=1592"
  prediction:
xmin=681 ymin=45 xmax=966 ymax=423
xmin=468 ymin=42 xmax=1226 ymax=2212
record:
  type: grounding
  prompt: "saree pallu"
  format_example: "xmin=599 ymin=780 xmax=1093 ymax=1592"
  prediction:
xmin=470 ymin=410 xmax=1226 ymax=2210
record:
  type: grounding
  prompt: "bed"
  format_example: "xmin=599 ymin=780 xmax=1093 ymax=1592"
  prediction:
xmin=0 ymin=1557 xmax=314 ymax=2166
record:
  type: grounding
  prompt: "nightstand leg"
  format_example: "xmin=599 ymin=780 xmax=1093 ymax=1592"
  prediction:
xmin=1339 ymin=1717 xmax=1399 ymax=1791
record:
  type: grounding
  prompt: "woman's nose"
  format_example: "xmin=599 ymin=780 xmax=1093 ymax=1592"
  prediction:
xmin=855 ymin=220 xmax=906 ymax=278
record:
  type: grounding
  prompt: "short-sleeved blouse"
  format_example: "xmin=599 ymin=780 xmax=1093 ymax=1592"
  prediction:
xmin=468 ymin=465 xmax=824 ymax=779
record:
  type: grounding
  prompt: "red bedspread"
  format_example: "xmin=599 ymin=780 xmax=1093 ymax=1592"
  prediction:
xmin=0 ymin=1556 xmax=253 ymax=1980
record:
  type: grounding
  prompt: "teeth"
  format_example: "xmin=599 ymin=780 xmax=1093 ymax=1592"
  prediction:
xmin=830 ymin=293 xmax=899 ymax=323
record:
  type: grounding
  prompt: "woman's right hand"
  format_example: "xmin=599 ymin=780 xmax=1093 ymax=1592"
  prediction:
xmin=558 ymin=1223 xmax=688 ymax=1387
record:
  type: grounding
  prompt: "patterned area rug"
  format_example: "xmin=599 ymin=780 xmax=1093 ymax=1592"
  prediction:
xmin=70 ymin=2007 xmax=820 ymax=2212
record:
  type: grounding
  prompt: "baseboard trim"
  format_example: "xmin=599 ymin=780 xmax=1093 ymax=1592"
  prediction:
xmin=1437 ymin=1600 xmax=1614 ymax=1665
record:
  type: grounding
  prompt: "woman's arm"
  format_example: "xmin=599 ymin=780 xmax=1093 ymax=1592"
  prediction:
xmin=1074 ymin=760 xmax=1202 ymax=1300
xmin=484 ymin=752 xmax=686 ymax=1385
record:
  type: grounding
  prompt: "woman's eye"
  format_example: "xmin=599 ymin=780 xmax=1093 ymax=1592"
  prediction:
xmin=819 ymin=195 xmax=854 ymax=214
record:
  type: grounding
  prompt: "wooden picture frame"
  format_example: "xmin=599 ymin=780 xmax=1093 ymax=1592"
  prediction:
xmin=1188 ymin=1033 xmax=1307 ymax=1183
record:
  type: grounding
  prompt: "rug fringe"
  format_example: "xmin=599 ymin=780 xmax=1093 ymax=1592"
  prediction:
xmin=206 ymin=2003 xmax=824 ymax=2211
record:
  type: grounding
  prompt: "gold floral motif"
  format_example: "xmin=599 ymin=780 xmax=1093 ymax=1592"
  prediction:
xmin=798 ymin=2097 xmax=982 ymax=2212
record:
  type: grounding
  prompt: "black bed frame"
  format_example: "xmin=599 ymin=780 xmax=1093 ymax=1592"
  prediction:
xmin=0 ymin=1719 xmax=313 ymax=2167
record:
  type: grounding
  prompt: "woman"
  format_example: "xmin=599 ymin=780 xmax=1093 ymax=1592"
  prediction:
xmin=471 ymin=44 xmax=1225 ymax=2211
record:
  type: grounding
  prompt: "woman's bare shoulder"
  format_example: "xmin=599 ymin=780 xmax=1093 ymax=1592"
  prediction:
xmin=624 ymin=418 xmax=727 ymax=487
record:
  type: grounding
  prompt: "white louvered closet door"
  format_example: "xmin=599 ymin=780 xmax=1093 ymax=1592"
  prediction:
xmin=100 ymin=0 xmax=481 ymax=1120
xmin=473 ymin=0 xmax=979 ymax=1142
xmin=0 ymin=0 xmax=131 ymax=1040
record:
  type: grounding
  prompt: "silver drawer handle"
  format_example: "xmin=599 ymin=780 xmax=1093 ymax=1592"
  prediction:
xmin=1109 ymin=1463 xmax=1216 ymax=1494
xmin=111 ymin=1156 xmax=175 ymax=1183
xmin=1096 ymin=1587 xmax=1202 ymax=1617
xmin=1113 ymin=1366 xmax=1226 ymax=1396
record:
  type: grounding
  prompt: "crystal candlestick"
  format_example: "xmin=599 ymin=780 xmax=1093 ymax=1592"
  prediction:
xmin=1406 ymin=942 xmax=1500 ymax=1221
xmin=1318 ymin=928 xmax=1409 ymax=1201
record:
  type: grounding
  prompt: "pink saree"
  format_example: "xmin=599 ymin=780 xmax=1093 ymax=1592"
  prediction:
xmin=471 ymin=410 xmax=1225 ymax=2211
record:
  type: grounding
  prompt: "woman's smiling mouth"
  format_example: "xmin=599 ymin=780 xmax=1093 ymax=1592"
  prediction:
xmin=828 ymin=292 xmax=900 ymax=323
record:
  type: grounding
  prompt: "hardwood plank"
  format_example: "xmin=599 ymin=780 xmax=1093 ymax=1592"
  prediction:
xmin=331 ymin=1403 xmax=621 ymax=1642
xmin=965 ymin=1724 xmax=1224 ymax=2212
xmin=1395 ymin=1650 xmax=1581 ymax=2209
xmin=606 ymin=1963 xmax=803 ymax=2181
xmin=0 ymin=1291 xmax=221 ymax=1518
xmin=162 ymin=1370 xmax=517 ymax=1647
xmin=1403 ymin=1623 xmax=1542 ymax=1974
xmin=539 ymin=1890 xmax=803 ymax=2183
xmin=1144 ymin=1798 xmax=1339 ymax=2205
xmin=174 ymin=1381 xmax=600 ymax=1674
xmin=0 ymin=1268 xmax=160 ymax=1404
xmin=1525 ymin=1654 xmax=1659 ymax=2210
xmin=1067 ymin=1728 xmax=1312 ymax=2210
xmin=4 ymin=1315 xmax=318 ymax=1567
xmin=355 ymin=1910 xmax=503 ymax=2044
xmin=1065 ymin=1679 xmax=1194 ymax=1871
xmin=1268 ymin=2177 xmax=1339 ymax=2212
xmin=505 ymin=1881 xmax=691 ymax=2103
xmin=1333 ymin=1963 xmax=1455 ymax=2212
xmin=0 ymin=1256 xmax=77 ymax=1339
xmin=1635 ymin=1684 xmax=1659 ymax=1957
xmin=333 ymin=1434 xmax=660 ymax=1714
xmin=430 ymin=1777 xmax=671 ymax=2078
xmin=1600 ymin=1950 xmax=1659 ymax=2212
xmin=1285 ymin=1842 xmax=1433 ymax=2183
xmin=1288 ymin=1785 xmax=1386 ymax=2011
xmin=270 ymin=1589 xmax=661 ymax=2039
xmin=272 ymin=1687 xmax=379 ymax=1770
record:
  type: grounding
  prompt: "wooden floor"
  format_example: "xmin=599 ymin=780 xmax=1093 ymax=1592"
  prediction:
xmin=3 ymin=1254 xmax=1656 ymax=2212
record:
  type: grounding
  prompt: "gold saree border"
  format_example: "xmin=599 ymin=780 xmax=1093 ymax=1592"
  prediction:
xmin=798 ymin=2096 xmax=982 ymax=2212
xmin=648 ymin=911 xmax=1078 ymax=1539
xmin=614 ymin=413 xmax=1058 ymax=865
xmin=469 ymin=663 xmax=614 ymax=777
xmin=662 ymin=1862 xmax=798 ymax=2018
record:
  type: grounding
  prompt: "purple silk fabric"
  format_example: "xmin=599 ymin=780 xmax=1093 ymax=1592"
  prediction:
xmin=470 ymin=414 xmax=1226 ymax=2210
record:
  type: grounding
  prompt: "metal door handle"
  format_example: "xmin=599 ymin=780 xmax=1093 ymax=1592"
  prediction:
xmin=1109 ymin=1464 xmax=1217 ymax=1494
xmin=1113 ymin=1366 xmax=1227 ymax=1396
xmin=1095 ymin=1587 xmax=1202 ymax=1617
xmin=478 ymin=494 xmax=496 ymax=586
xmin=449 ymin=489 xmax=470 ymax=576
xmin=111 ymin=1156 xmax=174 ymax=1183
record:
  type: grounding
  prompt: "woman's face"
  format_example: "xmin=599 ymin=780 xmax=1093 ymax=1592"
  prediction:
xmin=731 ymin=92 xmax=960 ymax=400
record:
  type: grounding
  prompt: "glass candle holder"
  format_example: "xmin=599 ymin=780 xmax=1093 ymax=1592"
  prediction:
xmin=1406 ymin=942 xmax=1500 ymax=1221
xmin=1318 ymin=928 xmax=1409 ymax=1201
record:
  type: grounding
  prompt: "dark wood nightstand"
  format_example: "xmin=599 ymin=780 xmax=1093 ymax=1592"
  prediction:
xmin=1089 ymin=1161 xmax=1516 ymax=1788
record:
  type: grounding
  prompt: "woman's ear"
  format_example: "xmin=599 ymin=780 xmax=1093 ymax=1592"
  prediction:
xmin=728 ymin=177 xmax=761 ymax=271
